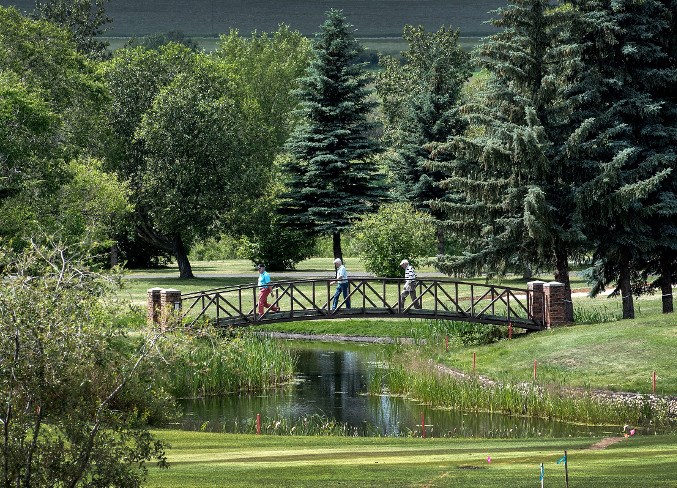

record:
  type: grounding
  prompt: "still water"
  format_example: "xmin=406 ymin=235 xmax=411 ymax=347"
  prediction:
xmin=179 ymin=342 xmax=619 ymax=438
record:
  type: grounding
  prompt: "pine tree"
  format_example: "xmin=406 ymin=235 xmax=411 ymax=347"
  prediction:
xmin=280 ymin=9 xmax=386 ymax=260
xmin=430 ymin=0 xmax=584 ymax=320
xmin=376 ymin=26 xmax=471 ymax=255
xmin=572 ymin=0 xmax=676 ymax=318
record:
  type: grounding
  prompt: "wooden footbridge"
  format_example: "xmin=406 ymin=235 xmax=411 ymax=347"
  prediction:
xmin=150 ymin=278 xmax=559 ymax=331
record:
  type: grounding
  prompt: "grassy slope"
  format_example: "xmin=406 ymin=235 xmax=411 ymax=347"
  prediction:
xmin=438 ymin=312 xmax=677 ymax=394
xmin=146 ymin=430 xmax=677 ymax=487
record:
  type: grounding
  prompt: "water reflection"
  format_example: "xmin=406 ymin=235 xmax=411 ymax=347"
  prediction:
xmin=179 ymin=343 xmax=619 ymax=438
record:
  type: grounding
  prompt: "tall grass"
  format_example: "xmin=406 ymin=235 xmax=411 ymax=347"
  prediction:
xmin=189 ymin=413 xmax=390 ymax=437
xmin=370 ymin=358 xmax=675 ymax=432
xmin=155 ymin=329 xmax=296 ymax=398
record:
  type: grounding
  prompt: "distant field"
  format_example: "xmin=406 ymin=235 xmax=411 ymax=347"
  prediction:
xmin=103 ymin=35 xmax=482 ymax=56
xmin=2 ymin=0 xmax=501 ymax=38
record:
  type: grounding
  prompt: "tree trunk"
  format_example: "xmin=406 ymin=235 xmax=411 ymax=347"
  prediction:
xmin=173 ymin=235 xmax=194 ymax=279
xmin=436 ymin=227 xmax=445 ymax=256
xmin=619 ymin=250 xmax=635 ymax=319
xmin=553 ymin=248 xmax=574 ymax=322
xmin=110 ymin=242 xmax=119 ymax=267
xmin=332 ymin=232 xmax=342 ymax=262
xmin=659 ymin=251 xmax=674 ymax=313
xmin=136 ymin=219 xmax=194 ymax=279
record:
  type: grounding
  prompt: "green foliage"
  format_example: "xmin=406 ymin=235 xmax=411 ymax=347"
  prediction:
xmin=0 ymin=70 xmax=58 ymax=205
xmin=281 ymin=9 xmax=387 ymax=258
xmin=351 ymin=202 xmax=435 ymax=277
xmin=103 ymin=30 xmax=311 ymax=276
xmin=0 ymin=8 xmax=129 ymax=252
xmin=0 ymin=6 xmax=108 ymax=155
xmin=213 ymin=26 xmax=312 ymax=153
xmin=189 ymin=234 xmax=248 ymax=261
xmin=136 ymin=54 xmax=266 ymax=240
xmin=32 ymin=0 xmax=111 ymax=59
xmin=0 ymin=241 xmax=169 ymax=486
xmin=444 ymin=321 xmax=507 ymax=346
xmin=125 ymin=30 xmax=199 ymax=51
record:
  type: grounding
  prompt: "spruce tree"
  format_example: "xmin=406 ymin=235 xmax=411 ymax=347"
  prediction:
xmin=281 ymin=9 xmax=386 ymax=260
xmin=430 ymin=0 xmax=584 ymax=320
xmin=571 ymin=0 xmax=676 ymax=318
xmin=376 ymin=26 xmax=471 ymax=255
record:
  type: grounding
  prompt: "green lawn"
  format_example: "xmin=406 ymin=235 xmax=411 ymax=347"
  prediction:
xmin=120 ymin=257 xmax=591 ymax=306
xmin=145 ymin=430 xmax=677 ymax=487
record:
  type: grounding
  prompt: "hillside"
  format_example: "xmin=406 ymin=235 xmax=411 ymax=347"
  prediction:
xmin=1 ymin=0 xmax=502 ymax=37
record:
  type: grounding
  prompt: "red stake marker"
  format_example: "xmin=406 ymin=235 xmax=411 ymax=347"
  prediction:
xmin=533 ymin=360 xmax=537 ymax=381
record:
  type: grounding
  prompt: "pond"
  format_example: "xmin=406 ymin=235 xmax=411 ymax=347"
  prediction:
xmin=179 ymin=342 xmax=620 ymax=438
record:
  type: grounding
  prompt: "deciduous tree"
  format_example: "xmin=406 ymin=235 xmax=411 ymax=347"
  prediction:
xmin=0 ymin=241 xmax=168 ymax=487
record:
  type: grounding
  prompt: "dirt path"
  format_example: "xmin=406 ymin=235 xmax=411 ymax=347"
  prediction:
xmin=589 ymin=437 xmax=627 ymax=450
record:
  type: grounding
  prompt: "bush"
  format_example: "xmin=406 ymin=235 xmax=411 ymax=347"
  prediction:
xmin=351 ymin=202 xmax=436 ymax=277
xmin=189 ymin=234 xmax=248 ymax=261
xmin=445 ymin=321 xmax=507 ymax=346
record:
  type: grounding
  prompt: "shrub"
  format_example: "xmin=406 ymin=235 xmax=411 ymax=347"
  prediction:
xmin=351 ymin=202 xmax=436 ymax=277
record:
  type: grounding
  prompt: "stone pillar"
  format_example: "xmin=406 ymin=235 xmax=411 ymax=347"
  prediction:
xmin=528 ymin=281 xmax=546 ymax=326
xmin=147 ymin=287 xmax=162 ymax=325
xmin=544 ymin=281 xmax=566 ymax=328
xmin=160 ymin=288 xmax=182 ymax=330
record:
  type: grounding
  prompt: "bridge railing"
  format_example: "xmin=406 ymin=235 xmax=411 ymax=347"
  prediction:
xmin=176 ymin=278 xmax=546 ymax=330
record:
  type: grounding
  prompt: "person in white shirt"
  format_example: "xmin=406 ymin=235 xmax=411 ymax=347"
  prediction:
xmin=330 ymin=258 xmax=351 ymax=310
xmin=399 ymin=259 xmax=421 ymax=309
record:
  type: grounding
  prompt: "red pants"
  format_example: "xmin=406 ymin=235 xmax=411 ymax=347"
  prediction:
xmin=258 ymin=287 xmax=279 ymax=315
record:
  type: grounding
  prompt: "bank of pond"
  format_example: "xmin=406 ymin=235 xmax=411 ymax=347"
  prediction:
xmin=153 ymin=333 xmax=675 ymax=438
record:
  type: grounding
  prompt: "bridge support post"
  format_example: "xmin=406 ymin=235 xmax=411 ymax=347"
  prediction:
xmin=528 ymin=281 xmax=545 ymax=326
xmin=147 ymin=288 xmax=162 ymax=325
xmin=528 ymin=281 xmax=567 ymax=328
xmin=544 ymin=282 xmax=566 ymax=328
xmin=160 ymin=288 xmax=182 ymax=331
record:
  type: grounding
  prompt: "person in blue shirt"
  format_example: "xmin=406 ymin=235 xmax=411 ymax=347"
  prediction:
xmin=330 ymin=258 xmax=350 ymax=310
xmin=257 ymin=264 xmax=280 ymax=315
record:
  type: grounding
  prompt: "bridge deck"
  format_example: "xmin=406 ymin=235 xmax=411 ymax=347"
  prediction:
xmin=179 ymin=278 xmax=546 ymax=331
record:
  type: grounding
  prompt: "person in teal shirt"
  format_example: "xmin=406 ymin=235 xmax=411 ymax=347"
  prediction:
xmin=257 ymin=264 xmax=279 ymax=315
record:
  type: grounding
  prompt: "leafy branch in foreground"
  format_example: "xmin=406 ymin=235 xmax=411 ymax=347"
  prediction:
xmin=0 ymin=240 xmax=170 ymax=487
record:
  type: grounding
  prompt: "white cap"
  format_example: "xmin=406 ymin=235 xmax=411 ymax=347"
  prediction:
xmin=400 ymin=259 xmax=409 ymax=266
xmin=333 ymin=258 xmax=342 ymax=265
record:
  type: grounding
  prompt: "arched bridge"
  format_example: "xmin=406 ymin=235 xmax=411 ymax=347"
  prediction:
xmin=163 ymin=278 xmax=551 ymax=331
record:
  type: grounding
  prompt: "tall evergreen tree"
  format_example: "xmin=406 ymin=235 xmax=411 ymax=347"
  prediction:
xmin=430 ymin=0 xmax=584 ymax=320
xmin=376 ymin=25 xmax=471 ymax=255
xmin=643 ymin=0 xmax=677 ymax=314
xmin=280 ymin=9 xmax=386 ymax=260
xmin=571 ymin=0 xmax=676 ymax=318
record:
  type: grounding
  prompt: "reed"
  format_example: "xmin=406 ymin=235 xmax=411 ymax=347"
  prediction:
xmin=154 ymin=329 xmax=296 ymax=398
xmin=374 ymin=359 xmax=676 ymax=432
xmin=192 ymin=413 xmax=393 ymax=436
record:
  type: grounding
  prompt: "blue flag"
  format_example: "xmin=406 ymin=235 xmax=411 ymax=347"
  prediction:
xmin=557 ymin=455 xmax=567 ymax=464
xmin=540 ymin=464 xmax=544 ymax=481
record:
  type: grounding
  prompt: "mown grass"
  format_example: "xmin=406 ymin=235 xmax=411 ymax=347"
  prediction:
xmin=120 ymin=257 xmax=591 ymax=309
xmin=436 ymin=308 xmax=677 ymax=394
xmin=145 ymin=430 xmax=677 ymax=488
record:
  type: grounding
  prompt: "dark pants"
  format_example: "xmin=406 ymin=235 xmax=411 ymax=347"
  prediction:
xmin=332 ymin=282 xmax=351 ymax=309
